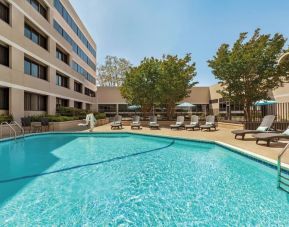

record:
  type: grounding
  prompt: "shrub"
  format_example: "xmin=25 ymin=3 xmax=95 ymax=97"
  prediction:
xmin=30 ymin=115 xmax=81 ymax=122
xmin=94 ymin=113 xmax=106 ymax=120
xmin=57 ymin=107 xmax=89 ymax=117
xmin=0 ymin=114 xmax=13 ymax=124
xmin=28 ymin=112 xmax=106 ymax=123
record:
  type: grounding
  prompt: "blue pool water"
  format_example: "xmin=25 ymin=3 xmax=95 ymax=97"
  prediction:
xmin=0 ymin=133 xmax=289 ymax=225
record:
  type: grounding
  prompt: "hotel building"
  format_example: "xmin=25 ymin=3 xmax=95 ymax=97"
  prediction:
xmin=0 ymin=0 xmax=97 ymax=121
xmin=96 ymin=83 xmax=289 ymax=118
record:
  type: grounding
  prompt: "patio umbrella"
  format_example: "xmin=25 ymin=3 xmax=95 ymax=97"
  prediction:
xmin=177 ymin=102 xmax=196 ymax=108
xmin=128 ymin=105 xmax=141 ymax=115
xmin=177 ymin=102 xmax=196 ymax=116
xmin=255 ymin=100 xmax=277 ymax=106
xmin=128 ymin=105 xmax=141 ymax=110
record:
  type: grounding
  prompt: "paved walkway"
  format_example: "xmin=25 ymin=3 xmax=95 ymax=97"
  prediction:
xmin=91 ymin=124 xmax=289 ymax=165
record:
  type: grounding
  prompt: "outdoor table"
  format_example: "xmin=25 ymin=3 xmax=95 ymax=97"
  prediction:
xmin=31 ymin=122 xmax=42 ymax=133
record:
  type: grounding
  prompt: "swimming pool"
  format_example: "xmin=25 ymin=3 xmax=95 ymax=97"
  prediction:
xmin=0 ymin=132 xmax=289 ymax=225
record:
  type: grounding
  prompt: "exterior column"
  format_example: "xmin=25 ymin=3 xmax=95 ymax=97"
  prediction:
xmin=116 ymin=104 xmax=119 ymax=115
xmin=9 ymin=88 xmax=24 ymax=122
xmin=47 ymin=96 xmax=56 ymax=115
xmin=69 ymin=100 xmax=74 ymax=108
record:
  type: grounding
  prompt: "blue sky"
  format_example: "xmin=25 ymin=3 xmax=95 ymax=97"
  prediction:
xmin=70 ymin=0 xmax=289 ymax=85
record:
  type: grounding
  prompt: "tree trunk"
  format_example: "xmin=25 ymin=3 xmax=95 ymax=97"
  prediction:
xmin=166 ymin=104 xmax=175 ymax=120
xmin=244 ymin=103 xmax=251 ymax=122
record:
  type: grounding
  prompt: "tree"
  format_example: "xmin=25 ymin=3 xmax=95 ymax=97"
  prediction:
xmin=121 ymin=54 xmax=197 ymax=118
xmin=120 ymin=57 xmax=161 ymax=114
xmin=208 ymin=29 xmax=289 ymax=120
xmin=159 ymin=54 xmax=197 ymax=119
xmin=97 ymin=55 xmax=132 ymax=86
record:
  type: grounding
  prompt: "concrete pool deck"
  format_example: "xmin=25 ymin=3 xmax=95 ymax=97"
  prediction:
xmin=91 ymin=123 xmax=289 ymax=165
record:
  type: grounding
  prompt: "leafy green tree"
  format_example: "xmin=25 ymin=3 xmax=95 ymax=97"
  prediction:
xmin=208 ymin=29 xmax=289 ymax=120
xmin=97 ymin=55 xmax=132 ymax=86
xmin=121 ymin=54 xmax=197 ymax=118
xmin=159 ymin=54 xmax=197 ymax=119
xmin=120 ymin=57 xmax=161 ymax=114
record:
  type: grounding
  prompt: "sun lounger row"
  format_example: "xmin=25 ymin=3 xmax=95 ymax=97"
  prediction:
xmin=110 ymin=115 xmax=217 ymax=131
xmin=232 ymin=115 xmax=289 ymax=146
xmin=170 ymin=115 xmax=217 ymax=131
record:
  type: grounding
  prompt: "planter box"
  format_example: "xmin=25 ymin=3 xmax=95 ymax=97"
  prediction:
xmin=0 ymin=118 xmax=110 ymax=138
xmin=52 ymin=118 xmax=109 ymax=131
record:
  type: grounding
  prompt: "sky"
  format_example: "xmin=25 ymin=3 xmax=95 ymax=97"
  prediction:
xmin=70 ymin=0 xmax=289 ymax=86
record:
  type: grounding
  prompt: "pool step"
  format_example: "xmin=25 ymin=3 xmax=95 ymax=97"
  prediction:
xmin=279 ymin=174 xmax=289 ymax=193
xmin=277 ymin=143 xmax=289 ymax=194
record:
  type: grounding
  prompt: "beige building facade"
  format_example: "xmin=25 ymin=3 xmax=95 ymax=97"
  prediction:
xmin=0 ymin=0 xmax=97 ymax=121
xmin=96 ymin=83 xmax=289 ymax=116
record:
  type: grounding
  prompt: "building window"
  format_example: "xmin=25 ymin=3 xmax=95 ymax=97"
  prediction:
xmin=0 ymin=43 xmax=9 ymax=67
xmin=24 ymin=57 xmax=47 ymax=80
xmin=74 ymin=81 xmax=82 ymax=93
xmin=86 ymin=104 xmax=91 ymax=111
xmin=24 ymin=92 xmax=47 ymax=111
xmin=56 ymin=97 xmax=69 ymax=108
xmin=84 ymin=87 xmax=95 ymax=97
xmin=56 ymin=47 xmax=68 ymax=64
xmin=56 ymin=73 xmax=69 ymax=88
xmin=24 ymin=23 xmax=47 ymax=49
xmin=26 ymin=0 xmax=48 ymax=19
xmin=0 ymin=1 xmax=9 ymax=24
xmin=98 ymin=104 xmax=117 ymax=113
xmin=209 ymin=99 xmax=218 ymax=104
xmin=0 ymin=87 xmax=9 ymax=110
xmin=72 ymin=61 xmax=96 ymax=85
xmin=53 ymin=0 xmax=96 ymax=57
xmin=74 ymin=101 xmax=82 ymax=109
xmin=53 ymin=20 xmax=96 ymax=71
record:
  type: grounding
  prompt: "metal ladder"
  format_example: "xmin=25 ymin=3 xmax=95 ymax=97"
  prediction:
xmin=0 ymin=121 xmax=25 ymax=140
xmin=277 ymin=143 xmax=289 ymax=193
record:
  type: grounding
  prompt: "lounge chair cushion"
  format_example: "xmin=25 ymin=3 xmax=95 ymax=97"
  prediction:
xmin=205 ymin=122 xmax=213 ymax=125
xmin=176 ymin=122 xmax=183 ymax=125
xmin=257 ymin=126 xmax=268 ymax=132
xmin=283 ymin=128 xmax=289 ymax=136
xmin=190 ymin=122 xmax=197 ymax=125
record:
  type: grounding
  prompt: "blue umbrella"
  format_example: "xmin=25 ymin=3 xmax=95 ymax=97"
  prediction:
xmin=255 ymin=100 xmax=277 ymax=106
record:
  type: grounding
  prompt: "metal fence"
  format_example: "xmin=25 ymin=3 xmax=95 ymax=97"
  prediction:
xmin=244 ymin=103 xmax=289 ymax=130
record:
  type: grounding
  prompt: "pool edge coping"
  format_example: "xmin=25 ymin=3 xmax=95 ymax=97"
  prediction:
xmin=1 ymin=131 xmax=289 ymax=172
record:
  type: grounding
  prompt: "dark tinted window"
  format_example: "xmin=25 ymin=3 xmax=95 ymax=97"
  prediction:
xmin=53 ymin=20 xmax=96 ymax=71
xmin=54 ymin=0 xmax=96 ymax=57
xmin=24 ymin=57 xmax=47 ymax=80
xmin=74 ymin=101 xmax=82 ymax=109
xmin=56 ymin=48 xmax=68 ymax=64
xmin=86 ymin=104 xmax=91 ymax=111
xmin=0 ymin=44 xmax=9 ymax=67
xmin=24 ymin=23 xmax=47 ymax=49
xmin=56 ymin=73 xmax=69 ymax=88
xmin=85 ymin=87 xmax=96 ymax=97
xmin=26 ymin=0 xmax=47 ymax=19
xmin=24 ymin=92 xmax=47 ymax=111
xmin=74 ymin=81 xmax=82 ymax=93
xmin=98 ymin=104 xmax=117 ymax=113
xmin=0 ymin=2 xmax=9 ymax=24
xmin=0 ymin=87 xmax=9 ymax=110
xmin=56 ymin=98 xmax=69 ymax=108
xmin=72 ymin=61 xmax=96 ymax=85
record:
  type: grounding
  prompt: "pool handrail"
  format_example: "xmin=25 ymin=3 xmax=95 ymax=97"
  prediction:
xmin=277 ymin=142 xmax=289 ymax=192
